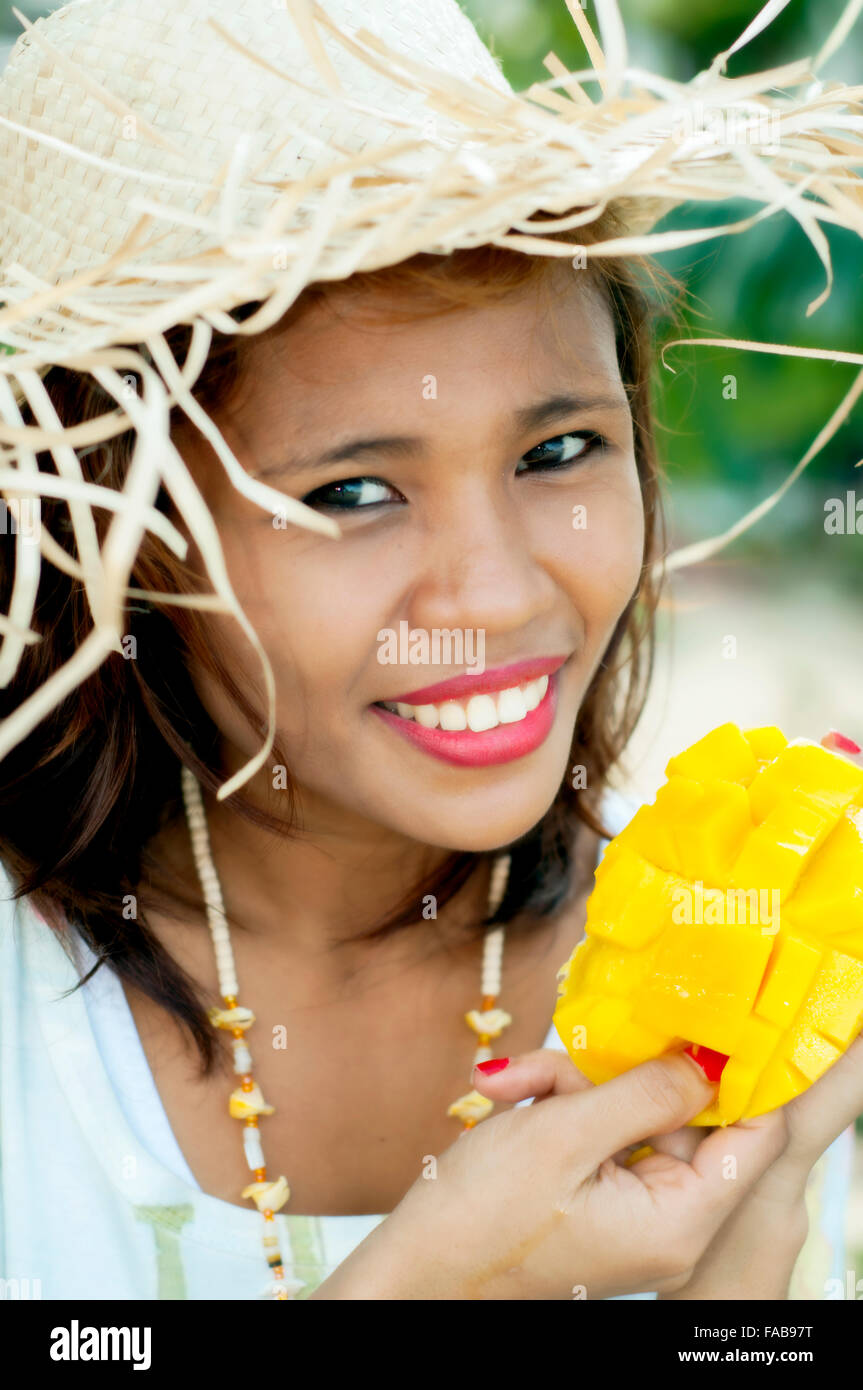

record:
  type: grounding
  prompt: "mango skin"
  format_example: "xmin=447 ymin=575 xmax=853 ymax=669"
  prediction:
xmin=553 ymin=724 xmax=863 ymax=1125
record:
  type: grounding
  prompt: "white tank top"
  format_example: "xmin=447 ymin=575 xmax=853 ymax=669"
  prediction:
xmin=0 ymin=789 xmax=850 ymax=1300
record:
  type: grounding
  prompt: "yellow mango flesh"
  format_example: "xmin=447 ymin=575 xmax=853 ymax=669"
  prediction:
xmin=553 ymin=724 xmax=863 ymax=1124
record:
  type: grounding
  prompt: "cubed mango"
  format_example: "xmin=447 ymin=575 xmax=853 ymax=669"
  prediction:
xmin=553 ymin=722 xmax=863 ymax=1124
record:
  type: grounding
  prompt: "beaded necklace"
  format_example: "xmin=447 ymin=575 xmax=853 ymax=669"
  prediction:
xmin=180 ymin=765 xmax=513 ymax=1299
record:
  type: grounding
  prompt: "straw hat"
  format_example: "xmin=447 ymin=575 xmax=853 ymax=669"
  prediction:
xmin=1 ymin=0 xmax=861 ymax=797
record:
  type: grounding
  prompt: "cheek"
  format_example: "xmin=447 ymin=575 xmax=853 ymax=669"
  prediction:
xmin=526 ymin=463 xmax=645 ymax=621
xmin=212 ymin=517 xmax=404 ymax=717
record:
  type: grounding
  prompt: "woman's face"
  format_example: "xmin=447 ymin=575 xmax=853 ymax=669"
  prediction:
xmin=177 ymin=264 xmax=645 ymax=852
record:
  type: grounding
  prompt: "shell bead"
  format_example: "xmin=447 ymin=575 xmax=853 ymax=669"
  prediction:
xmin=182 ymin=768 xmax=514 ymax=1288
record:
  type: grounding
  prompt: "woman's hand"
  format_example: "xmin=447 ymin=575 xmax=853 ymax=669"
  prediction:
xmin=653 ymin=1029 xmax=863 ymax=1299
xmin=473 ymin=1047 xmax=808 ymax=1299
xmin=471 ymin=727 xmax=863 ymax=1299
xmin=738 ymin=1029 xmax=863 ymax=1209
xmin=312 ymin=1049 xmax=789 ymax=1300
xmin=612 ymin=1034 xmax=863 ymax=1300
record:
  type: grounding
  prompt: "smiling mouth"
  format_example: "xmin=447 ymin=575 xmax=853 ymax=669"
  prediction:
xmin=374 ymin=674 xmax=550 ymax=733
xmin=370 ymin=670 xmax=560 ymax=769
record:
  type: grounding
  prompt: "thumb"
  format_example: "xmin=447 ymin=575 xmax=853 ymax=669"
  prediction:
xmin=576 ymin=1050 xmax=719 ymax=1164
xmin=472 ymin=1048 xmax=595 ymax=1103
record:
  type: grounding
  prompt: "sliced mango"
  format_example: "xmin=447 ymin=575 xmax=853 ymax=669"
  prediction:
xmin=800 ymin=949 xmax=863 ymax=1048
xmin=747 ymin=740 xmax=863 ymax=825
xmin=625 ymin=802 xmax=680 ymax=876
xmin=671 ymin=780 xmax=752 ymax=886
xmin=782 ymin=810 xmax=863 ymax=947
xmin=579 ymin=942 xmax=649 ymax=998
xmin=754 ymin=933 xmax=822 ymax=1028
xmin=744 ymin=726 xmax=788 ymax=763
xmin=632 ymin=920 xmax=773 ymax=1055
xmin=553 ymin=722 xmax=863 ymax=1125
xmin=665 ymin=722 xmax=758 ymax=785
xmin=586 ymin=847 xmax=678 ymax=951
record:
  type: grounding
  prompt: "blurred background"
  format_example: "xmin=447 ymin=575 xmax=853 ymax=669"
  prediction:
xmin=462 ymin=0 xmax=863 ymax=1294
xmin=2 ymin=0 xmax=862 ymax=1294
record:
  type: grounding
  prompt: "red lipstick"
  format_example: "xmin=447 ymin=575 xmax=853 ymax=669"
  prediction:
xmin=387 ymin=655 xmax=567 ymax=706
xmin=370 ymin=665 xmax=564 ymax=768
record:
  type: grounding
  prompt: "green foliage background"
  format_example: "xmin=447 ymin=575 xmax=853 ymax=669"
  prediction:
xmin=460 ymin=0 xmax=863 ymax=579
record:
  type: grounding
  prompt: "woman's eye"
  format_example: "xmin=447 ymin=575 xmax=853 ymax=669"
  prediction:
xmin=516 ymin=431 xmax=605 ymax=474
xmin=300 ymin=476 xmax=403 ymax=511
xmin=299 ymin=432 xmax=606 ymax=510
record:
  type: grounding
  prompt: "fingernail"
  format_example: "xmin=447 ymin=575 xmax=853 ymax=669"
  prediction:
xmin=823 ymin=730 xmax=862 ymax=755
xmin=683 ymin=1043 xmax=729 ymax=1084
xmin=474 ymin=1057 xmax=510 ymax=1075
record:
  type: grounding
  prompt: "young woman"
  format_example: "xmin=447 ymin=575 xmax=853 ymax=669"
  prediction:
xmin=1 ymin=0 xmax=862 ymax=1303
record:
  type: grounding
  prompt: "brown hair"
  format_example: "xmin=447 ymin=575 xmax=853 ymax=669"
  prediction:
xmin=0 ymin=205 xmax=682 ymax=1074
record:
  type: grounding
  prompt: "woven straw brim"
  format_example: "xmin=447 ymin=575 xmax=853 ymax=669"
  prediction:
xmin=0 ymin=0 xmax=862 ymax=797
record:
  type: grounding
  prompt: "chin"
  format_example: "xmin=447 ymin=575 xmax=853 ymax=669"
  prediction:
xmin=393 ymin=777 xmax=566 ymax=854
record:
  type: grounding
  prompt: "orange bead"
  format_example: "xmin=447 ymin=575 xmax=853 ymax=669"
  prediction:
xmin=463 ymin=1118 xmax=477 ymax=1129
xmin=254 ymin=1167 xmax=266 ymax=1181
xmin=246 ymin=1116 xmax=258 ymax=1128
xmin=225 ymin=996 xmax=238 ymax=1008
xmin=231 ymin=1028 xmax=244 ymax=1039
xmin=481 ymin=994 xmax=496 ymax=1010
xmin=263 ymin=1209 xmax=273 ymax=1220
xmin=478 ymin=1033 xmax=491 ymax=1045
xmin=241 ymin=1075 xmax=254 ymax=1091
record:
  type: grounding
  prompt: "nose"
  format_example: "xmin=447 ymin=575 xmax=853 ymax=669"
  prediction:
xmin=408 ymin=483 xmax=559 ymax=641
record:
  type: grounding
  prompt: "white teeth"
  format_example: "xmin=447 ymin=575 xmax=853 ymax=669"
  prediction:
xmin=466 ymin=694 xmax=498 ymax=732
xmin=523 ymin=675 xmax=548 ymax=712
xmin=497 ymin=686 xmax=527 ymax=724
xmin=522 ymin=680 xmax=541 ymax=711
xmin=439 ymin=700 xmax=467 ymax=731
xmin=381 ymin=673 xmax=551 ymax=732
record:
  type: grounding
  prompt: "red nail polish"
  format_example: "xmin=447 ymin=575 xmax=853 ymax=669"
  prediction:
xmin=824 ymin=730 xmax=862 ymax=755
xmin=475 ymin=1057 xmax=510 ymax=1075
xmin=683 ymin=1044 xmax=729 ymax=1083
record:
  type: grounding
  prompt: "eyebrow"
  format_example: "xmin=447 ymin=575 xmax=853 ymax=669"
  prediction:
xmin=253 ymin=390 xmax=631 ymax=479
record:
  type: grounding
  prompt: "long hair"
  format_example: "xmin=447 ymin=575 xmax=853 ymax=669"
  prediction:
xmin=0 ymin=204 xmax=683 ymax=1074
